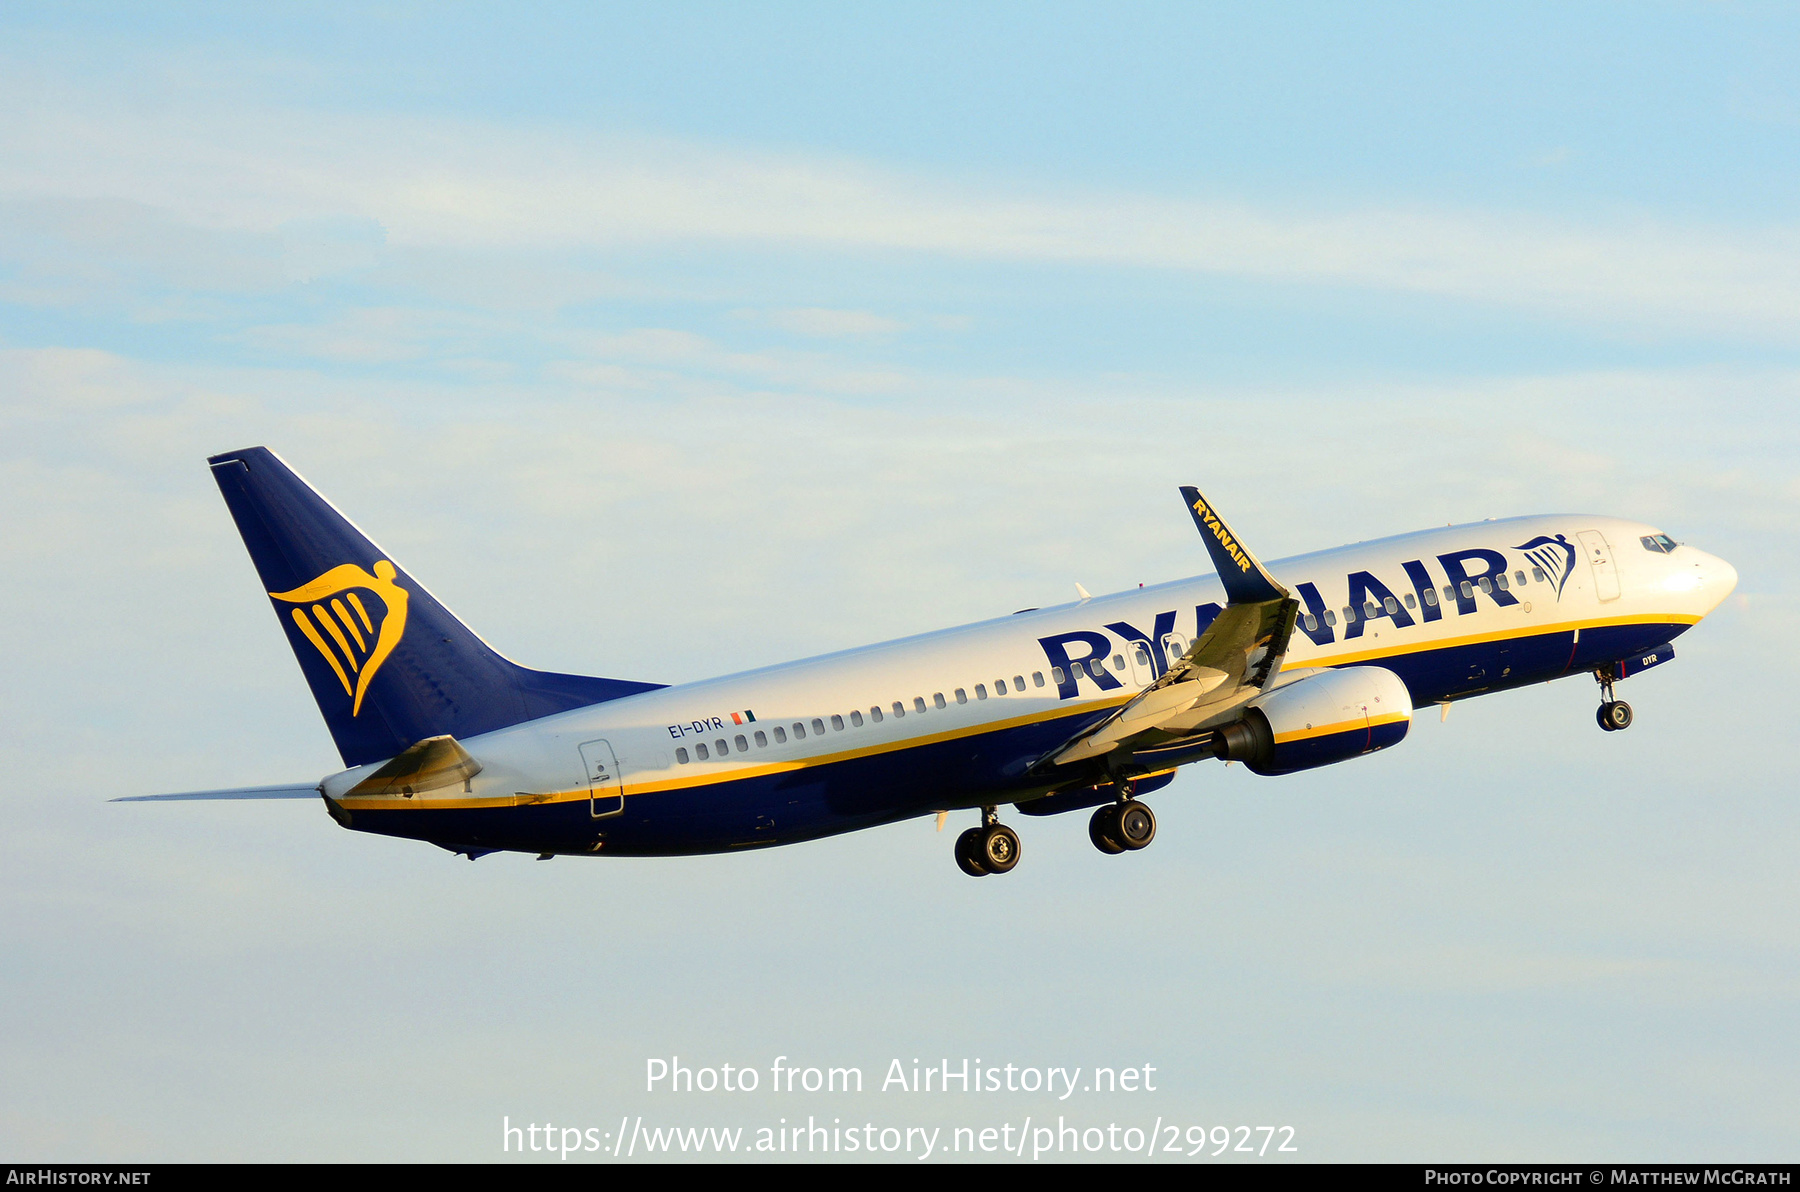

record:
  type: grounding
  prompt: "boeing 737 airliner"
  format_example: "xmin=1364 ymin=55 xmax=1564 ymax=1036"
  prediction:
xmin=120 ymin=448 xmax=1738 ymax=876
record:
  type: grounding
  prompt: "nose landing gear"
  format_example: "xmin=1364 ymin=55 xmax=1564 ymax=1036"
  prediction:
xmin=1595 ymin=664 xmax=1633 ymax=731
xmin=955 ymin=807 xmax=1021 ymax=877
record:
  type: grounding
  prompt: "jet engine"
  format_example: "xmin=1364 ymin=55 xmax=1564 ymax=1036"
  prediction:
xmin=1212 ymin=665 xmax=1412 ymax=776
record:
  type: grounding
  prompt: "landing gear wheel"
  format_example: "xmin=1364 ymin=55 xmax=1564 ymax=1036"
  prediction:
xmin=1116 ymin=800 xmax=1157 ymax=850
xmin=1598 ymin=700 xmax=1633 ymax=732
xmin=1089 ymin=804 xmax=1125 ymax=854
xmin=979 ymin=824 xmax=1021 ymax=874
xmin=954 ymin=827 xmax=989 ymax=876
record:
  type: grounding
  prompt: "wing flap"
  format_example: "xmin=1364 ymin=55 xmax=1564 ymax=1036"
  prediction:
xmin=1045 ymin=487 xmax=1298 ymax=767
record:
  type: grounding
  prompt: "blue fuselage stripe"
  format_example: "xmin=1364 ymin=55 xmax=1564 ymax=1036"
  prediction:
xmin=338 ymin=619 xmax=1689 ymax=856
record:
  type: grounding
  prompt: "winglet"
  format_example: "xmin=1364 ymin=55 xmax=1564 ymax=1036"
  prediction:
xmin=1178 ymin=486 xmax=1288 ymax=604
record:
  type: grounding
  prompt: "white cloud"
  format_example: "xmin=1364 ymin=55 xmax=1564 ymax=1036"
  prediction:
xmin=7 ymin=82 xmax=1800 ymax=339
xmin=740 ymin=307 xmax=908 ymax=338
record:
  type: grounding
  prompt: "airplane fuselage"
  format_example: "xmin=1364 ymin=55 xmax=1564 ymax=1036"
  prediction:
xmin=316 ymin=514 xmax=1736 ymax=858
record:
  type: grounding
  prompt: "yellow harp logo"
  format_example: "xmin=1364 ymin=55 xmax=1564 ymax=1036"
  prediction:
xmin=268 ymin=560 xmax=410 ymax=716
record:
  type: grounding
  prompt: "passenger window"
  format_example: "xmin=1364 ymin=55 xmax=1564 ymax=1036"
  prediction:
xmin=1496 ymin=574 xmax=1509 ymax=591
xmin=1460 ymin=581 xmax=1474 ymax=600
xmin=1112 ymin=655 xmax=1124 ymax=669
xmin=812 ymin=718 xmax=826 ymax=735
xmin=1404 ymin=593 xmax=1416 ymax=608
xmin=1303 ymin=614 xmax=1318 ymax=631
xmin=1135 ymin=644 xmax=1151 ymax=664
xmin=1033 ymin=672 xmax=1045 ymax=687
xmin=754 ymin=730 xmax=767 ymax=747
xmin=1532 ymin=567 xmax=1546 ymax=582
xmin=716 ymin=738 xmax=729 ymax=755
xmin=1014 ymin=675 xmax=1027 ymax=689
xmin=696 ymin=743 xmax=710 ymax=760
xmin=915 ymin=697 xmax=927 ymax=713
xmin=894 ymin=701 xmax=906 ymax=718
xmin=850 ymin=710 xmax=863 ymax=727
xmin=1324 ymin=610 xmax=1337 ymax=627
xmin=955 ymin=689 xmax=967 ymax=704
xmin=1514 ymin=570 xmax=1526 ymax=586
xmin=793 ymin=723 xmax=806 ymax=739
xmin=1342 ymin=607 xmax=1355 ymax=623
xmin=1478 ymin=577 xmax=1492 ymax=593
xmin=870 ymin=707 xmax=882 ymax=723
xmin=831 ymin=715 xmax=844 ymax=731
xmin=735 ymin=734 xmax=748 ymax=751
xmin=1051 ymin=667 xmax=1065 ymax=685
xmin=1423 ymin=588 xmax=1438 ymax=607
xmin=774 ymin=726 xmax=788 ymax=743
xmin=975 ymin=684 xmax=988 ymax=700
xmin=1090 ymin=661 xmax=1106 ymax=679
xmin=676 ymin=747 xmax=690 ymax=764
xmin=934 ymin=693 xmax=947 ymax=709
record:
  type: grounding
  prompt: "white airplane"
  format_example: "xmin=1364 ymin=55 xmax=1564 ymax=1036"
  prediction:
xmin=120 ymin=447 xmax=1738 ymax=876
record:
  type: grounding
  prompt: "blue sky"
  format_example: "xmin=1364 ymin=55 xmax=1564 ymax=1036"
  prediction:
xmin=2 ymin=3 xmax=1796 ymax=1161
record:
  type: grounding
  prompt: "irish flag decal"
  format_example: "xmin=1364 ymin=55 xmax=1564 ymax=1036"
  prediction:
xmin=730 ymin=710 xmax=757 ymax=725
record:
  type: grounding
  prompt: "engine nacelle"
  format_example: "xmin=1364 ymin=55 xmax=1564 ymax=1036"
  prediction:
xmin=1212 ymin=666 xmax=1412 ymax=776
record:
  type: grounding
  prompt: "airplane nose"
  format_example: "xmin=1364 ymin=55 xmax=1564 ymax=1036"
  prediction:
xmin=1712 ymin=554 xmax=1739 ymax=598
xmin=1687 ymin=549 xmax=1738 ymax=609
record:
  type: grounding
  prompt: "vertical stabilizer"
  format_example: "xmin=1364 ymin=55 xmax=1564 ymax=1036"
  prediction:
xmin=209 ymin=447 xmax=662 ymax=767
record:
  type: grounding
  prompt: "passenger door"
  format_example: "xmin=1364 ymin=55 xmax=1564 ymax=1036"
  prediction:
xmin=580 ymin=738 xmax=624 ymax=818
xmin=1577 ymin=530 xmax=1621 ymax=602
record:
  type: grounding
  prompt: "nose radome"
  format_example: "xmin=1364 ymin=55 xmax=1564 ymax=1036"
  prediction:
xmin=1691 ymin=549 xmax=1739 ymax=607
xmin=1712 ymin=554 xmax=1739 ymax=598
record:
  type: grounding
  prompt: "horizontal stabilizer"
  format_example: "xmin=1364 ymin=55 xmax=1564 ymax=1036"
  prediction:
xmin=112 ymin=784 xmax=320 ymax=803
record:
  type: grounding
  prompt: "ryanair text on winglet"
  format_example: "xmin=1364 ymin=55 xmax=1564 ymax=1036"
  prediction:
xmin=1190 ymin=494 xmax=1251 ymax=573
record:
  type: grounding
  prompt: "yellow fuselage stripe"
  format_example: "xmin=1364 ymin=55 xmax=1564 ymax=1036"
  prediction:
xmin=336 ymin=609 xmax=1696 ymax=812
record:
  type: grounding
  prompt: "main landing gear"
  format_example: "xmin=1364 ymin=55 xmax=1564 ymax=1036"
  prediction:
xmin=951 ymin=787 xmax=1161 ymax=875
xmin=1595 ymin=665 xmax=1633 ymax=732
xmin=955 ymin=807 xmax=1021 ymax=877
xmin=1089 ymin=783 xmax=1157 ymax=856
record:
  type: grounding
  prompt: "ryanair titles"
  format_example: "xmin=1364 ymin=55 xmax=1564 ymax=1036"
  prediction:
xmin=1037 ymin=543 xmax=1552 ymax=701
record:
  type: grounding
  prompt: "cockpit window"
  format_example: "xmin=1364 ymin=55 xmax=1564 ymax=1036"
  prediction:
xmin=1641 ymin=534 xmax=1679 ymax=554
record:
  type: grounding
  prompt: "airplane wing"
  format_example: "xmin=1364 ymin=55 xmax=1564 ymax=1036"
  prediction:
xmin=1045 ymin=487 xmax=1299 ymax=766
